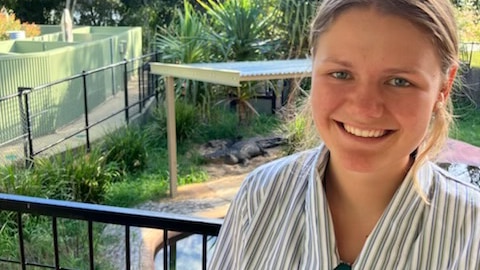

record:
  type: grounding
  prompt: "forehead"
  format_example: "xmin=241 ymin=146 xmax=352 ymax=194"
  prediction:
xmin=313 ymin=7 xmax=442 ymax=74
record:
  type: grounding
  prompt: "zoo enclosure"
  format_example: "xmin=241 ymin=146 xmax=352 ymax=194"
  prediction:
xmin=0 ymin=52 xmax=160 ymax=166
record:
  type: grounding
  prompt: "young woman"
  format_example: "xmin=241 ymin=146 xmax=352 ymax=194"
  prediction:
xmin=209 ymin=1 xmax=480 ymax=269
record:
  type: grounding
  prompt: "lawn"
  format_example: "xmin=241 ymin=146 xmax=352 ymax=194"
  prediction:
xmin=469 ymin=51 xmax=480 ymax=68
xmin=452 ymin=101 xmax=480 ymax=147
xmin=456 ymin=50 xmax=480 ymax=146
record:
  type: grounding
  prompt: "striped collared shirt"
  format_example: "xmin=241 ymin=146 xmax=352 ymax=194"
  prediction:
xmin=209 ymin=144 xmax=480 ymax=269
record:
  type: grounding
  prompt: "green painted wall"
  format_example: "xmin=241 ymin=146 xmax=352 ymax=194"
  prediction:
xmin=0 ymin=26 xmax=142 ymax=141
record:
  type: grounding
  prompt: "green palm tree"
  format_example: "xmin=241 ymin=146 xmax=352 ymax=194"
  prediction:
xmin=155 ymin=0 xmax=212 ymax=105
xmin=197 ymin=0 xmax=276 ymax=124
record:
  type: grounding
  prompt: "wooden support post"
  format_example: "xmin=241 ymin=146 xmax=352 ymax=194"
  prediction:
xmin=166 ymin=76 xmax=177 ymax=197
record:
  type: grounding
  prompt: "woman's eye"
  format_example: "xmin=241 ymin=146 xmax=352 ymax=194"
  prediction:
xmin=330 ymin=71 xmax=351 ymax=80
xmin=388 ymin=78 xmax=411 ymax=87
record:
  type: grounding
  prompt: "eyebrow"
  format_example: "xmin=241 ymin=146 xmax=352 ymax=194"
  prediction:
xmin=320 ymin=57 xmax=423 ymax=75
xmin=382 ymin=67 xmax=421 ymax=75
xmin=319 ymin=57 xmax=353 ymax=68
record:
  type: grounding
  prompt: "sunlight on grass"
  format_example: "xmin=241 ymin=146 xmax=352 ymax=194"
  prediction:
xmin=470 ymin=51 xmax=480 ymax=68
xmin=451 ymin=102 xmax=480 ymax=147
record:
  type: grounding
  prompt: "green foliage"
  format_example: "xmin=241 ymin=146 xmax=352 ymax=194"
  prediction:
xmin=0 ymin=213 xmax=112 ymax=270
xmin=154 ymin=1 xmax=212 ymax=104
xmin=196 ymin=107 xmax=240 ymax=140
xmin=76 ymin=0 xmax=124 ymax=26
xmin=281 ymin=113 xmax=309 ymax=155
xmin=155 ymin=0 xmax=210 ymax=64
xmin=272 ymin=0 xmax=320 ymax=59
xmin=102 ymin=126 xmax=148 ymax=174
xmin=31 ymin=148 xmax=122 ymax=203
xmin=0 ymin=165 xmax=40 ymax=196
xmin=452 ymin=97 xmax=480 ymax=146
xmin=104 ymin=172 xmax=168 ymax=207
xmin=148 ymin=100 xmax=201 ymax=144
xmin=248 ymin=113 xmax=281 ymax=136
xmin=0 ymin=0 xmax=60 ymax=24
xmin=197 ymin=0 xmax=274 ymax=61
xmin=177 ymin=167 xmax=209 ymax=185
xmin=455 ymin=0 xmax=480 ymax=42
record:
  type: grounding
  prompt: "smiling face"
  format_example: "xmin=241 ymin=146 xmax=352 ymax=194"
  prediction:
xmin=311 ymin=7 xmax=447 ymax=173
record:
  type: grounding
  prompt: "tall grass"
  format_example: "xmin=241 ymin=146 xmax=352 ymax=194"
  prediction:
xmin=102 ymin=126 xmax=148 ymax=174
xmin=0 ymin=212 xmax=112 ymax=269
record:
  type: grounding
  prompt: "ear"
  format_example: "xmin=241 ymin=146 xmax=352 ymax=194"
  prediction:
xmin=440 ymin=64 xmax=458 ymax=101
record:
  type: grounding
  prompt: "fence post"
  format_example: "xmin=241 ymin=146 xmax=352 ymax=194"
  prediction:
xmin=18 ymin=87 xmax=34 ymax=167
xmin=138 ymin=58 xmax=143 ymax=113
xmin=153 ymin=52 xmax=160 ymax=106
xmin=123 ymin=58 xmax=130 ymax=124
xmin=166 ymin=76 xmax=177 ymax=197
xmin=82 ymin=71 xmax=91 ymax=152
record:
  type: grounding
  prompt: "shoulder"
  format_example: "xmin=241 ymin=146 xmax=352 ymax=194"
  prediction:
xmin=431 ymin=162 xmax=480 ymax=194
xmin=429 ymin=162 xmax=480 ymax=211
xmin=427 ymin=163 xmax=480 ymax=266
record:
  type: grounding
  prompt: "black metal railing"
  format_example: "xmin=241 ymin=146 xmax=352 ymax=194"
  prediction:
xmin=0 ymin=193 xmax=222 ymax=270
xmin=0 ymin=52 xmax=161 ymax=167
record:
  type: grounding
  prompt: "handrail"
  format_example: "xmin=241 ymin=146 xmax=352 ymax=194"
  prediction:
xmin=0 ymin=193 xmax=222 ymax=235
xmin=0 ymin=193 xmax=222 ymax=270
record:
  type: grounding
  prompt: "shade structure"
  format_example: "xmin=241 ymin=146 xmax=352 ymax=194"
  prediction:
xmin=151 ymin=58 xmax=312 ymax=87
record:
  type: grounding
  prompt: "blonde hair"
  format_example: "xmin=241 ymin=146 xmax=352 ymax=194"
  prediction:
xmin=306 ymin=0 xmax=459 ymax=200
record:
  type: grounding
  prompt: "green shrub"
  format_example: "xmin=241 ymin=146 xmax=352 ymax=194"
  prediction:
xmin=281 ymin=114 xmax=309 ymax=155
xmin=197 ymin=108 xmax=240 ymax=141
xmin=248 ymin=114 xmax=281 ymax=136
xmin=32 ymin=148 xmax=122 ymax=203
xmin=0 ymin=213 xmax=112 ymax=270
xmin=148 ymin=100 xmax=201 ymax=144
xmin=0 ymin=165 xmax=40 ymax=196
xmin=102 ymin=126 xmax=148 ymax=174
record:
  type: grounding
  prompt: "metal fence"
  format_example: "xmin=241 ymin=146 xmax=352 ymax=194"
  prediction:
xmin=460 ymin=42 xmax=480 ymax=70
xmin=0 ymin=193 xmax=222 ymax=270
xmin=0 ymin=52 xmax=160 ymax=166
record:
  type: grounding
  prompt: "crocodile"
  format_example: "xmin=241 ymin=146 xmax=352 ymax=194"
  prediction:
xmin=203 ymin=137 xmax=279 ymax=165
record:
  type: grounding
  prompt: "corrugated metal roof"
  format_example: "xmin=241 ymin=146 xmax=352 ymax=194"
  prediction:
xmin=187 ymin=58 xmax=312 ymax=78
xmin=150 ymin=58 xmax=312 ymax=87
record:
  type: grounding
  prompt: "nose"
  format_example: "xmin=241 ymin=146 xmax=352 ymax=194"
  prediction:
xmin=346 ymin=82 xmax=384 ymax=119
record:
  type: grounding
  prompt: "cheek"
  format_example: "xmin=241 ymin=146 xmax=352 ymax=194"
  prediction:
xmin=310 ymin=79 xmax=336 ymax=119
xmin=390 ymin=96 xmax=435 ymax=135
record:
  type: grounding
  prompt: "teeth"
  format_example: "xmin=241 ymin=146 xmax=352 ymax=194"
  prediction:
xmin=343 ymin=124 xmax=386 ymax=138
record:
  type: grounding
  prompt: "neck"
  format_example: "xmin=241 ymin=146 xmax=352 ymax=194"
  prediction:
xmin=324 ymin=155 xmax=412 ymax=215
